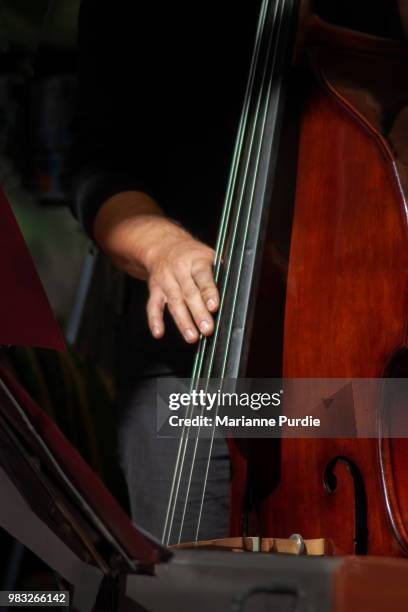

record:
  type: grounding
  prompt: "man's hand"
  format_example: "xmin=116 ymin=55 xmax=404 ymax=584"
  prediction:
xmin=94 ymin=191 xmax=219 ymax=343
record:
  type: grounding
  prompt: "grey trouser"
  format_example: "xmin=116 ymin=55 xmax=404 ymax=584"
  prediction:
xmin=117 ymin=375 xmax=230 ymax=544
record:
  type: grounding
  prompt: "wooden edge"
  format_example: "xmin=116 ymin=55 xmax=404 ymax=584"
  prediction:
xmin=171 ymin=536 xmax=329 ymax=555
xmin=307 ymin=56 xmax=396 ymax=165
xmin=297 ymin=14 xmax=408 ymax=62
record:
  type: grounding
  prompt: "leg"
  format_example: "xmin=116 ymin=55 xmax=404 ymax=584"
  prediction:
xmin=117 ymin=375 xmax=230 ymax=543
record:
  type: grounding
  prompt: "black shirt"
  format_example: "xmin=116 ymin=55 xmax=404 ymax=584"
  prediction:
xmin=71 ymin=0 xmax=261 ymax=240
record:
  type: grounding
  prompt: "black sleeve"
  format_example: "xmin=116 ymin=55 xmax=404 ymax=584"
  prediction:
xmin=70 ymin=0 xmax=170 ymax=237
xmin=70 ymin=0 xmax=259 ymax=239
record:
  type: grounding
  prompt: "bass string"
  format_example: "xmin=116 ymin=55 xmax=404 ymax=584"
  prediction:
xmin=171 ymin=0 xmax=288 ymax=546
xmin=170 ymin=0 xmax=287 ymax=545
xmin=172 ymin=0 xmax=276 ymax=545
xmin=193 ymin=0 xmax=289 ymax=542
xmin=161 ymin=0 xmax=272 ymax=546
xmin=210 ymin=0 xmax=288 ymax=388
xmin=185 ymin=0 xmax=287 ymax=544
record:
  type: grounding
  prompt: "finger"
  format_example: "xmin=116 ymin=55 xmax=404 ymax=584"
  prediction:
xmin=177 ymin=277 xmax=214 ymax=336
xmin=147 ymin=289 xmax=165 ymax=339
xmin=191 ymin=262 xmax=219 ymax=312
xmin=163 ymin=281 xmax=200 ymax=343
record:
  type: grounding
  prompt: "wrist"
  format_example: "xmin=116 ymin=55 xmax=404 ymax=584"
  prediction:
xmin=93 ymin=190 xmax=193 ymax=279
xmin=142 ymin=218 xmax=193 ymax=272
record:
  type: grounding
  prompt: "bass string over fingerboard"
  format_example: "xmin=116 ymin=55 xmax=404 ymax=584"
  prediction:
xmin=161 ymin=0 xmax=300 ymax=547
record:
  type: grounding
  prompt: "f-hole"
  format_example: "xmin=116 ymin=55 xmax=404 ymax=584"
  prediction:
xmin=324 ymin=455 xmax=368 ymax=554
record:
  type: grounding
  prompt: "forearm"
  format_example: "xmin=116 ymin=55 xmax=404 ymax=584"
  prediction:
xmin=93 ymin=191 xmax=192 ymax=280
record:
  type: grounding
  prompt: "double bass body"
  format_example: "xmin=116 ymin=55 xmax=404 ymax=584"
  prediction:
xmin=232 ymin=11 xmax=408 ymax=556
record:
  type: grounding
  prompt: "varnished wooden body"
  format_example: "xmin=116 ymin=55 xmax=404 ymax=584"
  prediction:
xmin=230 ymin=27 xmax=408 ymax=556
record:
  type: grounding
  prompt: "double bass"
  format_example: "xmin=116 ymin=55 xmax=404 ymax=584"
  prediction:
xmin=3 ymin=1 xmax=408 ymax=608
xmin=162 ymin=0 xmax=408 ymax=558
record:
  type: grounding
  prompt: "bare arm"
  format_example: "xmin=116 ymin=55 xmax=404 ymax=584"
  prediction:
xmin=94 ymin=192 xmax=219 ymax=344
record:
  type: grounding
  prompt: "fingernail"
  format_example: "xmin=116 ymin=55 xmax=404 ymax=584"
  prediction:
xmin=152 ymin=326 xmax=161 ymax=338
xmin=184 ymin=328 xmax=197 ymax=342
xmin=207 ymin=299 xmax=216 ymax=310
xmin=200 ymin=320 xmax=210 ymax=334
